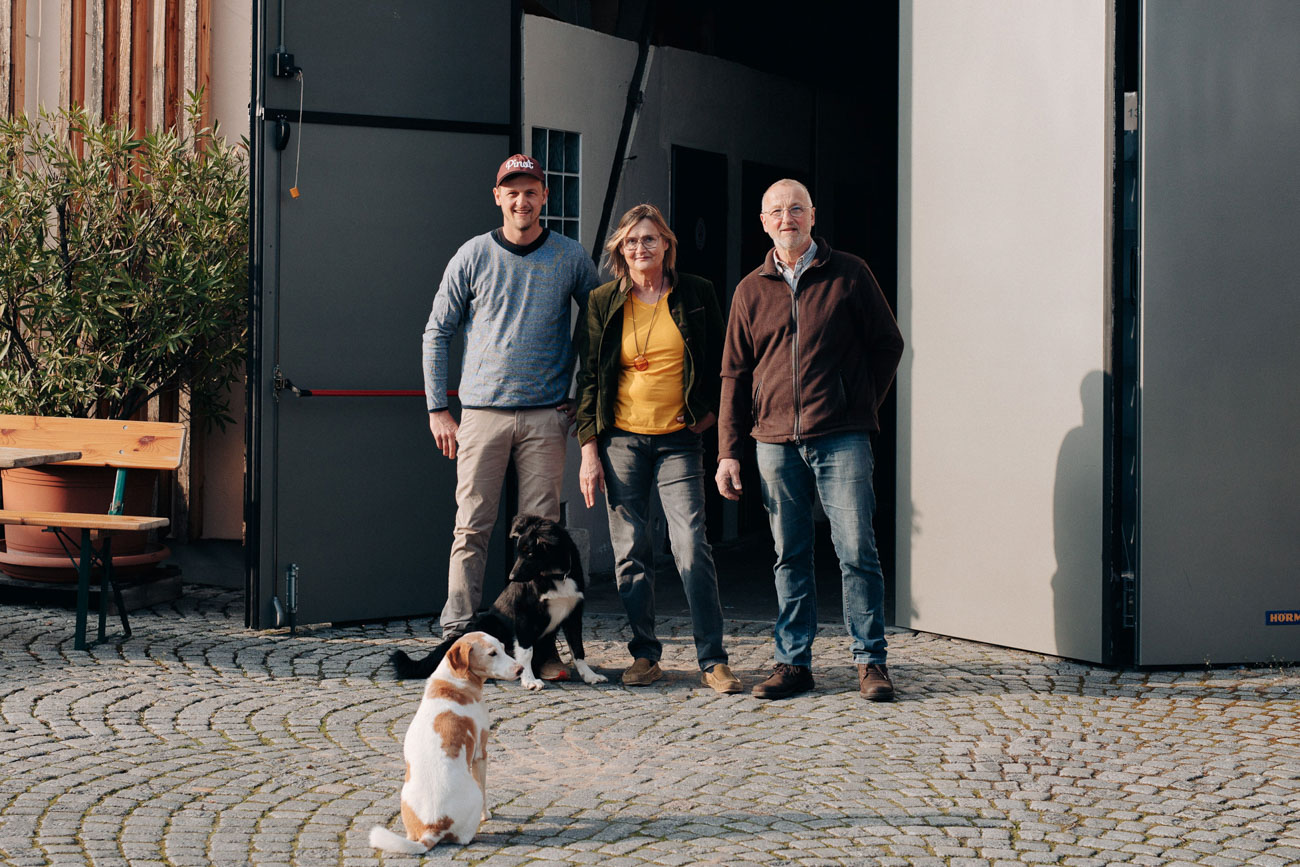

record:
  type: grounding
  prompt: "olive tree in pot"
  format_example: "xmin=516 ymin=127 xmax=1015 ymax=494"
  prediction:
xmin=0 ymin=96 xmax=247 ymax=580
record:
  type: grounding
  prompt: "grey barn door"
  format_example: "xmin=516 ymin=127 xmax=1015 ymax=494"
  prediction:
xmin=1135 ymin=1 xmax=1300 ymax=665
xmin=251 ymin=0 xmax=515 ymax=627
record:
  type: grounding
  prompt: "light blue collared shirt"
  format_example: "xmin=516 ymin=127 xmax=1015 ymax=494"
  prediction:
xmin=773 ymin=240 xmax=818 ymax=291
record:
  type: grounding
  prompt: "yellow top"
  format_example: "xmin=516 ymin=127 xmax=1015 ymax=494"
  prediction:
xmin=612 ymin=290 xmax=687 ymax=435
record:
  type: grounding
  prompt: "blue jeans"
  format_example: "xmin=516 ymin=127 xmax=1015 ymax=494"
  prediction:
xmin=601 ymin=428 xmax=728 ymax=670
xmin=755 ymin=431 xmax=887 ymax=666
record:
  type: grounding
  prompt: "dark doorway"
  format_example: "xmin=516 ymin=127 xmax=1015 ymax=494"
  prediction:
xmin=670 ymin=146 xmax=728 ymax=541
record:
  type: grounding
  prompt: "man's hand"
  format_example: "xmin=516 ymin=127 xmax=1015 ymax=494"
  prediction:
xmin=428 ymin=410 xmax=459 ymax=459
xmin=716 ymin=457 xmax=743 ymax=501
xmin=687 ymin=411 xmax=716 ymax=434
xmin=557 ymin=401 xmax=577 ymax=436
xmin=578 ymin=440 xmax=605 ymax=508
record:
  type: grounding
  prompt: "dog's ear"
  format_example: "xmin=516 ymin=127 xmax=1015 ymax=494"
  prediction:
xmin=509 ymin=513 xmax=540 ymax=545
xmin=446 ymin=640 xmax=472 ymax=678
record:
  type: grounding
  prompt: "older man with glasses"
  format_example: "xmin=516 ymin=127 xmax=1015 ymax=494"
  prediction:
xmin=716 ymin=179 xmax=904 ymax=701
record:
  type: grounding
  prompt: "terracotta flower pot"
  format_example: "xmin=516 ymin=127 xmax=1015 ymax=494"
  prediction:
xmin=1 ymin=464 xmax=155 ymax=557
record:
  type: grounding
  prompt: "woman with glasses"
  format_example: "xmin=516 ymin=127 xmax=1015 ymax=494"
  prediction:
xmin=574 ymin=203 xmax=740 ymax=694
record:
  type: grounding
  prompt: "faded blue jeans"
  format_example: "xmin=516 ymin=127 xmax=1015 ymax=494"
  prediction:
xmin=755 ymin=431 xmax=887 ymax=667
xmin=600 ymin=428 xmax=728 ymax=671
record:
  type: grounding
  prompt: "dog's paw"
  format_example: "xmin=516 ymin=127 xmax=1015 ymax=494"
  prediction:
xmin=521 ymin=675 xmax=547 ymax=691
xmin=574 ymin=661 xmax=607 ymax=684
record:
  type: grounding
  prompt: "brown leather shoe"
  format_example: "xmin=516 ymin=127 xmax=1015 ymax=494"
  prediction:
xmin=858 ymin=663 xmax=895 ymax=701
xmin=701 ymin=663 xmax=742 ymax=694
xmin=621 ymin=658 xmax=663 ymax=686
xmin=751 ymin=663 xmax=814 ymax=699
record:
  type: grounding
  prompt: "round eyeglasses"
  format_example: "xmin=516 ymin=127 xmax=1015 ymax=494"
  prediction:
xmin=762 ymin=205 xmax=808 ymax=220
xmin=623 ymin=235 xmax=662 ymax=251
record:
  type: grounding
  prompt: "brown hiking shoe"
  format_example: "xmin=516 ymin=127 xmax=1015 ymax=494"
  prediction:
xmin=621 ymin=658 xmax=663 ymax=686
xmin=701 ymin=663 xmax=742 ymax=694
xmin=751 ymin=663 xmax=814 ymax=699
xmin=858 ymin=663 xmax=895 ymax=701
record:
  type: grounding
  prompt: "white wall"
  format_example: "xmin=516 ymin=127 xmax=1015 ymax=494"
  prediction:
xmin=211 ymin=0 xmax=252 ymax=141
xmin=201 ymin=0 xmax=252 ymax=540
xmin=897 ymin=0 xmax=1109 ymax=660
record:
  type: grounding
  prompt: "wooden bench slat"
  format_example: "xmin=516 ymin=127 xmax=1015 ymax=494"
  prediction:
xmin=0 ymin=447 xmax=84 ymax=469
xmin=0 ymin=416 xmax=186 ymax=471
xmin=0 ymin=509 xmax=170 ymax=532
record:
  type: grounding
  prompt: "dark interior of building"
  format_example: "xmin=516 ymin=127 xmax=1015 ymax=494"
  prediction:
xmin=523 ymin=1 xmax=902 ymax=622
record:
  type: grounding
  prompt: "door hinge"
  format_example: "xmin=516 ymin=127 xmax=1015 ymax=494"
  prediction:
xmin=1121 ymin=570 xmax=1136 ymax=628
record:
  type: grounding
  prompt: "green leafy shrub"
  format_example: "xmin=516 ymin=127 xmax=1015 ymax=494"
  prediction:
xmin=0 ymin=95 xmax=247 ymax=425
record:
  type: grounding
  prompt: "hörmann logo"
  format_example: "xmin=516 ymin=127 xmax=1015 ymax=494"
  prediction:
xmin=1265 ymin=610 xmax=1300 ymax=625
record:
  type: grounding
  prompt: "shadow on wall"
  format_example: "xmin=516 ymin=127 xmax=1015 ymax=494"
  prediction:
xmin=1052 ymin=369 xmax=1104 ymax=660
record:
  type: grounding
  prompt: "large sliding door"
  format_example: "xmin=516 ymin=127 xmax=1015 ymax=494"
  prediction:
xmin=896 ymin=1 xmax=1112 ymax=661
xmin=249 ymin=0 xmax=516 ymax=627
xmin=1135 ymin=1 xmax=1300 ymax=665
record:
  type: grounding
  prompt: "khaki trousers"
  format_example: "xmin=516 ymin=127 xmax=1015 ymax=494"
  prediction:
xmin=439 ymin=407 xmax=568 ymax=633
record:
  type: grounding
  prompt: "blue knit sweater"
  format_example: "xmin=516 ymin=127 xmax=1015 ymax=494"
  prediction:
xmin=422 ymin=229 xmax=598 ymax=411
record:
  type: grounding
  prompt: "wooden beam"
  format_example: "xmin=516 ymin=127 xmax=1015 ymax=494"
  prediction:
xmin=130 ymin=0 xmax=147 ymax=133
xmin=116 ymin=0 xmax=129 ymax=121
xmin=102 ymin=0 xmax=118 ymax=120
xmin=11 ymin=0 xmax=25 ymax=115
xmin=87 ymin=0 xmax=102 ymax=120
xmin=149 ymin=0 xmax=163 ymax=129
xmin=0 ymin=0 xmax=10 ymax=117
xmin=71 ymin=0 xmax=86 ymax=108
xmin=59 ymin=0 xmax=71 ymax=109
xmin=162 ymin=0 xmax=176 ymax=127
xmin=194 ymin=0 xmax=208 ymax=132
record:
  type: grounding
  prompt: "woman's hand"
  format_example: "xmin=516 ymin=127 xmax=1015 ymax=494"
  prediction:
xmin=579 ymin=440 xmax=605 ymax=508
xmin=687 ymin=411 xmax=716 ymax=434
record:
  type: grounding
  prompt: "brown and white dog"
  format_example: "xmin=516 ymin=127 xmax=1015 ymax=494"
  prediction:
xmin=369 ymin=632 xmax=522 ymax=854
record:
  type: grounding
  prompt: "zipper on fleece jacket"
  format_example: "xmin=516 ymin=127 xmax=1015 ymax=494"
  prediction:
xmin=789 ymin=282 xmax=802 ymax=443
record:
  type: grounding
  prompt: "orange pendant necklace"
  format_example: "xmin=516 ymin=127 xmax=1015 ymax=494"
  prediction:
xmin=630 ymin=281 xmax=664 ymax=371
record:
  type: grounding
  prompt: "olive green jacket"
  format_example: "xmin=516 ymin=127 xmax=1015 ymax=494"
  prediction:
xmin=574 ymin=273 xmax=725 ymax=445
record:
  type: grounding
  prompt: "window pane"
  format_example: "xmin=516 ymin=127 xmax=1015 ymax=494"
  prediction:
xmin=547 ymin=174 xmax=562 ymax=207
xmin=564 ymin=175 xmax=579 ymax=218
xmin=548 ymin=133 xmax=564 ymax=175
xmin=564 ymin=220 xmax=580 ymax=240
xmin=565 ymin=132 xmax=580 ymax=173
xmin=532 ymin=128 xmax=546 ymax=168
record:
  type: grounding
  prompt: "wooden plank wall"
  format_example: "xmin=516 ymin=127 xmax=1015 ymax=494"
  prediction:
xmin=1 ymin=0 xmax=221 ymax=538
xmin=1 ymin=0 xmax=210 ymax=130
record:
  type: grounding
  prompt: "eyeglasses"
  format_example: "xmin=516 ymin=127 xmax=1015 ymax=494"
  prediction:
xmin=622 ymin=234 xmax=662 ymax=251
xmin=762 ymin=205 xmax=808 ymax=220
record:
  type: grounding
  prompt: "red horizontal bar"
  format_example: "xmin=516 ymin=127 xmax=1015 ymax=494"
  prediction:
xmin=294 ymin=389 xmax=454 ymax=397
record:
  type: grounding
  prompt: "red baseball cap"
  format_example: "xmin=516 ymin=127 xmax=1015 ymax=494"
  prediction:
xmin=495 ymin=154 xmax=545 ymax=186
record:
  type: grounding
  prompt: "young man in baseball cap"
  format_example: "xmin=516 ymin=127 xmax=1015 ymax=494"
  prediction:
xmin=422 ymin=154 xmax=601 ymax=682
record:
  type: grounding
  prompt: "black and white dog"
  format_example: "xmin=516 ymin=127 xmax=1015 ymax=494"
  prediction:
xmin=391 ymin=514 xmax=607 ymax=690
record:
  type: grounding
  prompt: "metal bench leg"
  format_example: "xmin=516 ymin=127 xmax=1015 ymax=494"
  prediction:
xmin=104 ymin=537 xmax=131 ymax=640
xmin=74 ymin=529 xmax=93 ymax=652
xmin=97 ymin=536 xmax=111 ymax=642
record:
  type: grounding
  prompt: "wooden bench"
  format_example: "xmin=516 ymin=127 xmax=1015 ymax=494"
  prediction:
xmin=0 ymin=415 xmax=186 ymax=651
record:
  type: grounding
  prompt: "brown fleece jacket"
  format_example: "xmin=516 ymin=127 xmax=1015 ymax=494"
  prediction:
xmin=718 ymin=238 xmax=903 ymax=459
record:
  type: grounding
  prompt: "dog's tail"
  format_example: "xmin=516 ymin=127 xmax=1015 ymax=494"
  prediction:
xmin=369 ymin=825 xmax=431 ymax=854
xmin=389 ymin=640 xmax=452 ymax=680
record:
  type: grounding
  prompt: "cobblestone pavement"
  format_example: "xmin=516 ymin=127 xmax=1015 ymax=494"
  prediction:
xmin=1 ymin=587 xmax=1298 ymax=866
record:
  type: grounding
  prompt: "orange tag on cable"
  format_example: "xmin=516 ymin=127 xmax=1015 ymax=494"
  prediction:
xmin=289 ymin=187 xmax=300 ymax=198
